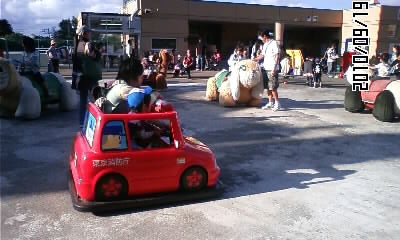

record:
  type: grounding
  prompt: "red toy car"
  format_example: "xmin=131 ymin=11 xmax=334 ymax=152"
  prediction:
xmin=69 ymin=103 xmax=221 ymax=212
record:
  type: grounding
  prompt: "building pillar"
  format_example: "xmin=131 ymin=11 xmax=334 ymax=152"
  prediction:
xmin=275 ymin=22 xmax=284 ymax=46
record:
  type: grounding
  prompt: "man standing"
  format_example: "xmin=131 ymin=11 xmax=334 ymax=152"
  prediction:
xmin=196 ymin=38 xmax=206 ymax=71
xmin=254 ymin=30 xmax=281 ymax=111
xmin=47 ymin=39 xmax=59 ymax=73
xmin=325 ymin=43 xmax=338 ymax=78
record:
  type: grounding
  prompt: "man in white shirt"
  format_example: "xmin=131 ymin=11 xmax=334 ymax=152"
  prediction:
xmin=253 ymin=30 xmax=281 ymax=111
xmin=325 ymin=44 xmax=338 ymax=77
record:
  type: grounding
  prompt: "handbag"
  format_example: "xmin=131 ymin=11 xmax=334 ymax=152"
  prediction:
xmin=81 ymin=55 xmax=102 ymax=82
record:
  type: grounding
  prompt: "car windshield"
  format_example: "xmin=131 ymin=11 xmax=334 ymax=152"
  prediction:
xmin=128 ymin=119 xmax=173 ymax=150
xmin=83 ymin=111 xmax=96 ymax=147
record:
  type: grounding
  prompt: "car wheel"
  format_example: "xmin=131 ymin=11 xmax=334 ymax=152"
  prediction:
xmin=344 ymin=86 xmax=364 ymax=112
xmin=181 ymin=167 xmax=207 ymax=191
xmin=95 ymin=174 xmax=128 ymax=201
xmin=372 ymin=90 xmax=395 ymax=122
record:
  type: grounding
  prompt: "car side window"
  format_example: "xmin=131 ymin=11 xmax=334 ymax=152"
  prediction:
xmin=83 ymin=111 xmax=96 ymax=147
xmin=128 ymin=119 xmax=174 ymax=150
xmin=101 ymin=121 xmax=128 ymax=151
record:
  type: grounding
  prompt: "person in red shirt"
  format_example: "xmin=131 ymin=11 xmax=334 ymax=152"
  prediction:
xmin=214 ymin=50 xmax=221 ymax=62
xmin=183 ymin=49 xmax=194 ymax=79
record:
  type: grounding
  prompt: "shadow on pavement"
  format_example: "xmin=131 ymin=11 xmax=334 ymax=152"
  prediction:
xmin=1 ymin=74 xmax=398 ymax=217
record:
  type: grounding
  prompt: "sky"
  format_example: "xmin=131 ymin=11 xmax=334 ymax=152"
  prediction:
xmin=1 ymin=0 xmax=399 ymax=36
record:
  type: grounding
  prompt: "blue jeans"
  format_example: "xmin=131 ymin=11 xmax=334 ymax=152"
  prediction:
xmin=197 ymin=55 xmax=204 ymax=70
xmin=327 ymin=62 xmax=335 ymax=75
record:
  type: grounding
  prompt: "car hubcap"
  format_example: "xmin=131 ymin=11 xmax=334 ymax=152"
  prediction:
xmin=186 ymin=170 xmax=203 ymax=188
xmin=102 ymin=179 xmax=122 ymax=197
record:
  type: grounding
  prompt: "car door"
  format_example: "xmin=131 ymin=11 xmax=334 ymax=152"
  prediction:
xmin=126 ymin=119 xmax=181 ymax=195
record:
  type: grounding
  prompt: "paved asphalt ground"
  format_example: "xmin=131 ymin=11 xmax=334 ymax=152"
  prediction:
xmin=1 ymin=69 xmax=399 ymax=240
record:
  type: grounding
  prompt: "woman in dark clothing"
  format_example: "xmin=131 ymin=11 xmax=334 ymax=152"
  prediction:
xmin=72 ymin=25 xmax=101 ymax=128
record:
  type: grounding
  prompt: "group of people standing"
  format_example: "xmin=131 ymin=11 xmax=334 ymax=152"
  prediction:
xmin=17 ymin=24 xmax=399 ymax=128
xmin=222 ymin=30 xmax=282 ymax=111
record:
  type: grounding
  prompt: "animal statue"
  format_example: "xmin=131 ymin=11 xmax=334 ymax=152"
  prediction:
xmin=0 ymin=57 xmax=78 ymax=119
xmin=206 ymin=59 xmax=264 ymax=107
xmin=344 ymin=66 xmax=400 ymax=122
xmin=155 ymin=49 xmax=170 ymax=89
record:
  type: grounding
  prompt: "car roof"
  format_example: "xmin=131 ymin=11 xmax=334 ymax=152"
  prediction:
xmin=88 ymin=103 xmax=178 ymax=123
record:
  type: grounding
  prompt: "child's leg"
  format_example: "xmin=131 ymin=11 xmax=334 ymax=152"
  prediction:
xmin=307 ymin=74 xmax=312 ymax=86
xmin=186 ymin=68 xmax=191 ymax=79
xmin=315 ymin=75 xmax=321 ymax=86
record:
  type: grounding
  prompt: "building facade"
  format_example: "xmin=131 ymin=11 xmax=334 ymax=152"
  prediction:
xmin=80 ymin=0 xmax=399 ymax=59
xmin=342 ymin=4 xmax=400 ymax=57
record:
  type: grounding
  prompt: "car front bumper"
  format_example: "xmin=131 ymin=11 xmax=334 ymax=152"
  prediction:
xmin=69 ymin=170 xmax=225 ymax=213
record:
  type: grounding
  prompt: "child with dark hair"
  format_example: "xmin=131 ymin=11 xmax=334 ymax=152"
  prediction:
xmin=303 ymin=57 xmax=313 ymax=86
xmin=116 ymin=57 xmax=144 ymax=84
xmin=370 ymin=53 xmax=391 ymax=80
xmin=101 ymin=58 xmax=145 ymax=113
xmin=183 ymin=49 xmax=194 ymax=79
xmin=228 ymin=46 xmax=244 ymax=71
xmin=313 ymin=58 xmax=323 ymax=88
xmin=127 ymin=86 xmax=164 ymax=149
xmin=20 ymin=36 xmax=50 ymax=98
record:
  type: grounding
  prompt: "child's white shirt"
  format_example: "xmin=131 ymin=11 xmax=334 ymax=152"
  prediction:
xmin=375 ymin=62 xmax=391 ymax=77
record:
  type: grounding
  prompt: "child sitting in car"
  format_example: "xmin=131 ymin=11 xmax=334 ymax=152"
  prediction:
xmin=369 ymin=53 xmax=391 ymax=80
xmin=95 ymin=58 xmax=144 ymax=113
xmin=127 ymin=86 xmax=166 ymax=149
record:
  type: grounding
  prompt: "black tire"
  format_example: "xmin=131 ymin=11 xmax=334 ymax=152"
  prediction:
xmin=372 ymin=90 xmax=395 ymax=122
xmin=95 ymin=174 xmax=128 ymax=201
xmin=344 ymin=86 xmax=364 ymax=112
xmin=180 ymin=167 xmax=207 ymax=191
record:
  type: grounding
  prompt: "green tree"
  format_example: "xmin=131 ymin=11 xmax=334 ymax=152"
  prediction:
xmin=4 ymin=33 xmax=25 ymax=51
xmin=56 ymin=19 xmax=73 ymax=41
xmin=71 ymin=16 xmax=78 ymax=31
xmin=55 ymin=17 xmax=78 ymax=47
xmin=32 ymin=35 xmax=51 ymax=48
xmin=0 ymin=19 xmax=14 ymax=36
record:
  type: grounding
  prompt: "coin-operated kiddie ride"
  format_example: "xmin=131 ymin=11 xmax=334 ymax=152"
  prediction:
xmin=206 ymin=59 xmax=264 ymax=107
xmin=0 ymin=57 xmax=78 ymax=119
xmin=344 ymin=66 xmax=400 ymax=122
xmin=69 ymin=86 xmax=223 ymax=212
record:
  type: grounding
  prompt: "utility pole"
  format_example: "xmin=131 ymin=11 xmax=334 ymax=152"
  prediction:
xmin=41 ymin=28 xmax=50 ymax=38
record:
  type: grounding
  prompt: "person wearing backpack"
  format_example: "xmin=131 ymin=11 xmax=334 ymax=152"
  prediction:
xmin=72 ymin=25 xmax=102 ymax=128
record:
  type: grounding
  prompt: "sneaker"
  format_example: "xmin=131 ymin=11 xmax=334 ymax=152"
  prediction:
xmin=272 ymin=102 xmax=280 ymax=112
xmin=262 ymin=102 xmax=274 ymax=110
xmin=313 ymin=82 xmax=316 ymax=88
xmin=319 ymin=83 xmax=322 ymax=88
